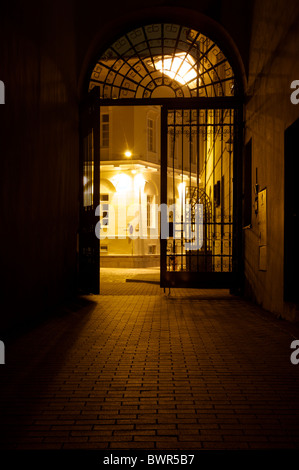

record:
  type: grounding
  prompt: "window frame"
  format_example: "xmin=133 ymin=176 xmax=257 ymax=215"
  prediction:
xmin=101 ymin=113 xmax=110 ymax=148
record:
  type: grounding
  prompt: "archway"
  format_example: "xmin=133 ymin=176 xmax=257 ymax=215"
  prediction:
xmin=79 ymin=21 xmax=243 ymax=293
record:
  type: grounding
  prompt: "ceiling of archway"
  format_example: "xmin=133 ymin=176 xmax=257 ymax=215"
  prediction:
xmin=89 ymin=23 xmax=236 ymax=99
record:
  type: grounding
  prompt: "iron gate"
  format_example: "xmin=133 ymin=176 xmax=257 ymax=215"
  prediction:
xmin=79 ymin=89 xmax=100 ymax=294
xmin=80 ymin=21 xmax=244 ymax=293
xmin=160 ymin=105 xmax=239 ymax=288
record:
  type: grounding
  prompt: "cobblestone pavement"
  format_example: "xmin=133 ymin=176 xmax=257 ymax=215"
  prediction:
xmin=1 ymin=268 xmax=299 ymax=450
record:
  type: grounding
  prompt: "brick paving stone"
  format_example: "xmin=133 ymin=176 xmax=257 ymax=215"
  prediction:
xmin=1 ymin=267 xmax=299 ymax=450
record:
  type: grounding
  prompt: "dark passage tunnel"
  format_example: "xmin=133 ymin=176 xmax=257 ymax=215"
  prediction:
xmin=1 ymin=0 xmax=299 ymax=458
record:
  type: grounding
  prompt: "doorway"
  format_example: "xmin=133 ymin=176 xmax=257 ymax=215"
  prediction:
xmin=284 ymin=118 xmax=299 ymax=304
xmin=98 ymin=105 xmax=161 ymax=269
xmin=79 ymin=22 xmax=243 ymax=294
xmin=98 ymin=104 xmax=161 ymax=293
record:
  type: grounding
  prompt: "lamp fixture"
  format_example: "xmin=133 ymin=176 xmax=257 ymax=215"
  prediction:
xmin=153 ymin=53 xmax=200 ymax=86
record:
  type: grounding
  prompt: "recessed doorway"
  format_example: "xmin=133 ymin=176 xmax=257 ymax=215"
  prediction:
xmin=79 ymin=22 xmax=243 ymax=294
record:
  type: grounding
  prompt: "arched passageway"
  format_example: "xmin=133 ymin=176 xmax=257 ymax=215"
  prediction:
xmin=79 ymin=22 xmax=243 ymax=294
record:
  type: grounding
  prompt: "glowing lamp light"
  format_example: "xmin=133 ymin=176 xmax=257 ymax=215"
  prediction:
xmin=111 ymin=173 xmax=131 ymax=193
xmin=154 ymin=53 xmax=199 ymax=86
xmin=124 ymin=150 xmax=132 ymax=158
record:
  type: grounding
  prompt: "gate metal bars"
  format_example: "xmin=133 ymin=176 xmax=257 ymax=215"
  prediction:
xmin=160 ymin=103 xmax=241 ymax=289
xmin=79 ymin=89 xmax=100 ymax=294
xmin=79 ymin=95 xmax=242 ymax=293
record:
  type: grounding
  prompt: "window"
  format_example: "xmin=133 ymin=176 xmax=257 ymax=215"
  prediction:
xmin=148 ymin=245 xmax=156 ymax=254
xmin=148 ymin=118 xmax=155 ymax=152
xmin=168 ymin=131 xmax=177 ymax=163
xmin=101 ymin=114 xmax=109 ymax=148
xmin=147 ymin=195 xmax=154 ymax=228
xmin=100 ymin=193 xmax=109 ymax=227
xmin=90 ymin=23 xmax=236 ymax=99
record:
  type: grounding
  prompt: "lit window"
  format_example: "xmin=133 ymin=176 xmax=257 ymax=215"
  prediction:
xmin=168 ymin=131 xmax=177 ymax=162
xmin=148 ymin=118 xmax=155 ymax=152
xmin=100 ymin=193 xmax=109 ymax=227
xmin=101 ymin=114 xmax=109 ymax=148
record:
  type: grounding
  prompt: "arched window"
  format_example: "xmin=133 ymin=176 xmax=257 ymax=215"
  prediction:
xmin=89 ymin=23 xmax=237 ymax=99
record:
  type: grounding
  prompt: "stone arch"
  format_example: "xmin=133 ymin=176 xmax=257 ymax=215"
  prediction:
xmin=78 ymin=7 xmax=246 ymax=99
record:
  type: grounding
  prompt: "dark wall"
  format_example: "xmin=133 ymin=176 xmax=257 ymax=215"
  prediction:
xmin=244 ymin=0 xmax=299 ymax=320
xmin=0 ymin=0 xmax=79 ymax=332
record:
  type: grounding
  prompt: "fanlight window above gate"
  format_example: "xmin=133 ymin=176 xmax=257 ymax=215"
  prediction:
xmin=89 ymin=23 xmax=236 ymax=99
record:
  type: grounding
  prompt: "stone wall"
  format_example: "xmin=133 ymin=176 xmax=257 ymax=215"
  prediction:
xmin=244 ymin=0 xmax=299 ymax=320
xmin=0 ymin=1 xmax=79 ymax=332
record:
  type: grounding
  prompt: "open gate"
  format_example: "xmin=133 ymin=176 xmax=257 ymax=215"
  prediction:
xmin=78 ymin=89 xmax=100 ymax=294
xmin=160 ymin=104 xmax=240 ymax=288
xmin=79 ymin=22 xmax=243 ymax=292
